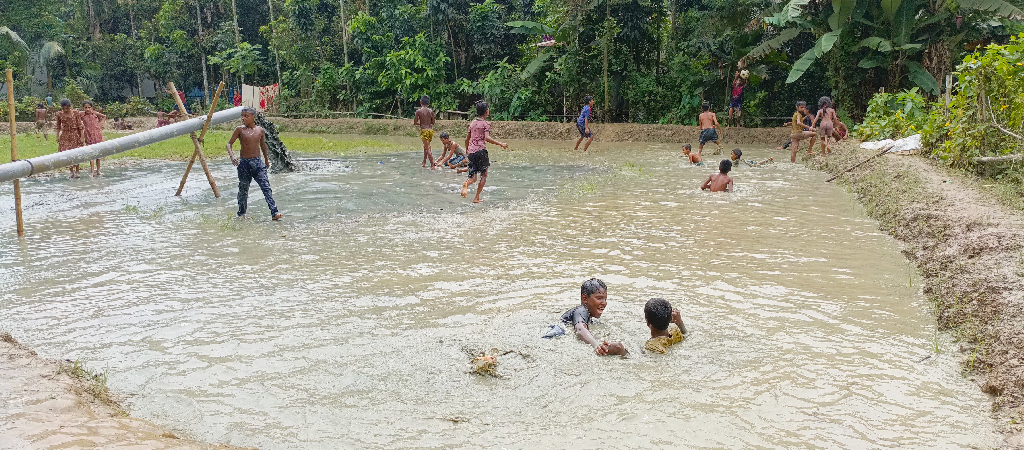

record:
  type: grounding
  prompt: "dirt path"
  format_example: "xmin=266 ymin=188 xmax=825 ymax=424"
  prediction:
xmin=0 ymin=333 xmax=251 ymax=450
xmin=813 ymin=143 xmax=1024 ymax=445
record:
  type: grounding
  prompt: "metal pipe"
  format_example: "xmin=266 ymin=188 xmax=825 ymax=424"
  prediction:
xmin=0 ymin=106 xmax=244 ymax=184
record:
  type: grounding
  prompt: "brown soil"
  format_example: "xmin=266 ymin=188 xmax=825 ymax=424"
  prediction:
xmin=812 ymin=143 xmax=1024 ymax=446
xmin=0 ymin=332 xmax=253 ymax=450
xmin=2 ymin=118 xmax=790 ymax=146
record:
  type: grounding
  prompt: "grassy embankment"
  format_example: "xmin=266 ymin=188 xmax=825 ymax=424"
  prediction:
xmin=0 ymin=131 xmax=406 ymax=164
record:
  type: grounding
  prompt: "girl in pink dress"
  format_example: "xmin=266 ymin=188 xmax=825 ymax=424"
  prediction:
xmin=81 ymin=101 xmax=106 ymax=176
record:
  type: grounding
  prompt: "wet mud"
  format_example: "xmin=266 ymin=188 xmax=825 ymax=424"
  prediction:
xmin=813 ymin=142 xmax=1024 ymax=446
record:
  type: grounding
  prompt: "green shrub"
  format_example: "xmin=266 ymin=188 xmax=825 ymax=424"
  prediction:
xmin=853 ymin=88 xmax=928 ymax=140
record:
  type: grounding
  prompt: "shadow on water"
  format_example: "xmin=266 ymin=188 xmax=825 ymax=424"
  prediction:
xmin=0 ymin=140 xmax=1000 ymax=449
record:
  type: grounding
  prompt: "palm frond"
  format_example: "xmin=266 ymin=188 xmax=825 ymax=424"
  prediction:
xmin=0 ymin=26 xmax=29 ymax=52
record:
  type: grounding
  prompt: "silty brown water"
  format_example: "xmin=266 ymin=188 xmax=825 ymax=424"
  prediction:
xmin=0 ymin=137 xmax=998 ymax=449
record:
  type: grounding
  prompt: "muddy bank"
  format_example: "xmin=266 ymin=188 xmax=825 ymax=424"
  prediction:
xmin=2 ymin=118 xmax=790 ymax=146
xmin=0 ymin=332 xmax=252 ymax=450
xmin=811 ymin=143 xmax=1024 ymax=443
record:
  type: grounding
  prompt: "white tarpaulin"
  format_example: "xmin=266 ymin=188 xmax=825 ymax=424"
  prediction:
xmin=240 ymin=84 xmax=280 ymax=112
xmin=860 ymin=134 xmax=922 ymax=153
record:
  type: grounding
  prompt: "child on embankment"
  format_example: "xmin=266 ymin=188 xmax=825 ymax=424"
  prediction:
xmin=82 ymin=101 xmax=106 ymax=177
xmin=55 ymin=99 xmax=84 ymax=179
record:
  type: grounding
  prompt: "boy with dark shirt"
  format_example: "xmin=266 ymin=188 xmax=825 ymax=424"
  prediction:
xmin=561 ymin=278 xmax=627 ymax=356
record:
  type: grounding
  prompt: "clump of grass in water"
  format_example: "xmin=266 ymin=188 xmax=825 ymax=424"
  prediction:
xmin=559 ymin=177 xmax=600 ymax=198
xmin=621 ymin=160 xmax=644 ymax=176
xmin=58 ymin=359 xmax=125 ymax=414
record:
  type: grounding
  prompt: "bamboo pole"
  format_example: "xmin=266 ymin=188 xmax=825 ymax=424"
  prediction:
xmin=825 ymin=145 xmax=893 ymax=182
xmin=169 ymin=82 xmax=220 ymax=198
xmin=177 ymin=82 xmax=224 ymax=196
xmin=7 ymin=69 xmax=24 ymax=236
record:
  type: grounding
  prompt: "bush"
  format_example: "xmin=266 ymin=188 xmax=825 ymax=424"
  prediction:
xmin=853 ymin=88 xmax=928 ymax=140
xmin=61 ymin=79 xmax=91 ymax=106
xmin=124 ymin=97 xmax=152 ymax=116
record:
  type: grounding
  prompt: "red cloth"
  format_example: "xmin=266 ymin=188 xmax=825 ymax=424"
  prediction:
xmin=233 ymin=92 xmax=242 ymax=107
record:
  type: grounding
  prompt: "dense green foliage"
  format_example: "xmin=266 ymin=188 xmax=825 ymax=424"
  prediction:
xmin=1 ymin=0 xmax=1022 ymax=122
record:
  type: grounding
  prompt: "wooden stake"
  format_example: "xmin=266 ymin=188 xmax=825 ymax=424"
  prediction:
xmin=825 ymin=145 xmax=893 ymax=182
xmin=7 ymin=69 xmax=24 ymax=236
xmin=200 ymin=81 xmax=225 ymax=143
xmin=170 ymin=82 xmax=221 ymax=198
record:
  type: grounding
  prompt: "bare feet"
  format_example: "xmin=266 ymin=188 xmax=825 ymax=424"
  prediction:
xmin=473 ymin=197 xmax=483 ymax=203
xmin=461 ymin=183 xmax=469 ymax=198
xmin=272 ymin=213 xmax=284 ymax=221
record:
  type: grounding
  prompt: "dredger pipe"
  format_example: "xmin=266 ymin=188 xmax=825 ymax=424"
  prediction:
xmin=0 ymin=106 xmax=244 ymax=184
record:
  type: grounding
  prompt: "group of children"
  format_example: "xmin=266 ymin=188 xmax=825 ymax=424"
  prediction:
xmin=780 ymin=96 xmax=848 ymax=163
xmin=413 ymin=95 xmax=508 ymax=204
xmin=552 ymin=278 xmax=688 ymax=356
xmin=37 ymin=99 xmax=108 ymax=178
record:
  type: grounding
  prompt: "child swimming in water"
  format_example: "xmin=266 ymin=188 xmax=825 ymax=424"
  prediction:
xmin=682 ymin=144 xmax=702 ymax=165
xmin=560 ymin=278 xmax=627 ymax=356
xmin=701 ymin=159 xmax=734 ymax=192
xmin=644 ymin=298 xmax=687 ymax=354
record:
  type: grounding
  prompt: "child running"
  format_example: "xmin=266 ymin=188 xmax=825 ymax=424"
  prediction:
xmin=698 ymin=101 xmax=723 ymax=155
xmin=643 ymin=298 xmax=687 ymax=354
xmin=681 ymin=144 xmax=702 ymax=165
xmin=788 ymin=101 xmax=817 ymax=163
xmin=561 ymin=278 xmax=627 ymax=356
xmin=812 ymin=96 xmax=838 ymax=155
xmin=226 ymin=107 xmax=284 ymax=221
xmin=55 ymin=99 xmax=84 ymax=179
xmin=34 ymin=103 xmax=48 ymax=141
xmin=461 ymin=101 xmax=508 ymax=204
xmin=435 ymin=132 xmax=468 ymax=169
xmin=413 ymin=95 xmax=437 ymax=168
xmin=701 ymin=159 xmax=734 ymax=192
xmin=574 ymin=96 xmax=595 ymax=152
xmin=81 ymin=101 xmax=106 ymax=177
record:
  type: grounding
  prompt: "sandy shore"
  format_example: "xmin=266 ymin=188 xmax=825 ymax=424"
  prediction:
xmin=0 ymin=332 xmax=251 ymax=450
xmin=813 ymin=143 xmax=1024 ymax=446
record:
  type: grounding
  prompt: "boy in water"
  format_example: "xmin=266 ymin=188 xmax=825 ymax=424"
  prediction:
xmin=434 ymin=132 xmax=468 ymax=169
xmin=701 ymin=159 xmax=734 ymax=192
xmin=681 ymin=144 xmax=702 ymax=165
xmin=698 ymin=101 xmax=723 ymax=155
xmin=34 ymin=103 xmax=49 ymax=141
xmin=81 ymin=101 xmax=106 ymax=177
xmin=226 ymin=107 xmax=284 ymax=220
xmin=788 ymin=101 xmax=817 ymax=163
xmin=643 ymin=298 xmax=687 ymax=354
xmin=561 ymin=278 xmax=627 ymax=356
xmin=462 ymin=101 xmax=508 ymax=203
xmin=574 ymin=96 xmax=595 ymax=152
xmin=413 ymin=95 xmax=437 ymax=168
xmin=728 ymin=71 xmax=747 ymax=127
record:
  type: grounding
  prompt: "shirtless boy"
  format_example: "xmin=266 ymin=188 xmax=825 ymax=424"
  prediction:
xmin=414 ymin=95 xmax=437 ymax=168
xmin=34 ymin=104 xmax=48 ymax=141
xmin=435 ymin=132 xmax=468 ymax=169
xmin=698 ymin=101 xmax=723 ymax=155
xmin=226 ymin=107 xmax=284 ymax=220
xmin=681 ymin=144 xmax=702 ymax=165
xmin=701 ymin=159 xmax=734 ymax=192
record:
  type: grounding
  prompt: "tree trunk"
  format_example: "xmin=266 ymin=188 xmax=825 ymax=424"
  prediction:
xmin=196 ymin=0 xmax=209 ymax=105
xmin=230 ymin=0 xmax=241 ymax=43
xmin=340 ymin=0 xmax=348 ymax=64
xmin=269 ymin=0 xmax=282 ymax=87
xmin=447 ymin=21 xmax=458 ymax=79
xmin=603 ymin=0 xmax=610 ymax=122
xmin=87 ymin=0 xmax=100 ymax=40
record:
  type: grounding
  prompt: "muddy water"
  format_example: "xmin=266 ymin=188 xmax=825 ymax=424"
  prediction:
xmin=0 ymin=137 xmax=998 ymax=449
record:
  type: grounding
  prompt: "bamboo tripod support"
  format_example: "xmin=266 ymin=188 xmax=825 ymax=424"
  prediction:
xmin=6 ymin=69 xmax=24 ymax=236
xmin=172 ymin=81 xmax=222 ymax=197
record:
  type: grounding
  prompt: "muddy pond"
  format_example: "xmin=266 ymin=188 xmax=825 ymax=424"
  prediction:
xmin=0 ymin=136 xmax=999 ymax=449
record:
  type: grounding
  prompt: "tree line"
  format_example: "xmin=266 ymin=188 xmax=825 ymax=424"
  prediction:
xmin=0 ymin=0 xmax=1021 ymax=124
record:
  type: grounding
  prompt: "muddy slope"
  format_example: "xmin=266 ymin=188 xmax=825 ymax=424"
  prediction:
xmin=0 ymin=332 xmax=252 ymax=450
xmin=812 ymin=143 xmax=1024 ymax=442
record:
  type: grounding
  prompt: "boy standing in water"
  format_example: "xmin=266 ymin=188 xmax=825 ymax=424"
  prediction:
xmin=34 ymin=104 xmax=49 ymax=141
xmin=574 ymin=96 xmax=595 ymax=152
xmin=561 ymin=278 xmax=628 ymax=356
xmin=81 ymin=101 xmax=106 ymax=177
xmin=788 ymin=101 xmax=817 ymax=163
xmin=698 ymin=101 xmax=723 ymax=155
xmin=462 ymin=101 xmax=508 ymax=204
xmin=414 ymin=95 xmax=437 ymax=168
xmin=227 ymin=107 xmax=284 ymax=220
xmin=701 ymin=159 xmax=734 ymax=192
xmin=644 ymin=298 xmax=687 ymax=354
xmin=55 ymin=99 xmax=84 ymax=179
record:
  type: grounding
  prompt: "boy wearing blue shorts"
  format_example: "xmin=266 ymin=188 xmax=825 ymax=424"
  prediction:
xmin=698 ymin=101 xmax=723 ymax=155
xmin=436 ymin=132 xmax=468 ymax=169
xmin=574 ymin=96 xmax=595 ymax=152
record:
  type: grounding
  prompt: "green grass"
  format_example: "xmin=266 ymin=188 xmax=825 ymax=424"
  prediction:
xmin=0 ymin=130 xmax=406 ymax=164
